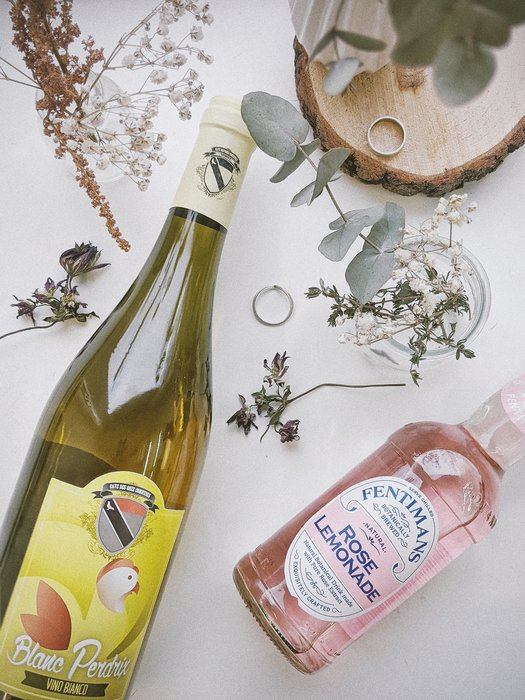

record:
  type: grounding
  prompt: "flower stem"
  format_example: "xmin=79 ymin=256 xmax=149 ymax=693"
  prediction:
xmin=290 ymin=381 xmax=405 ymax=403
xmin=296 ymin=143 xmax=382 ymax=254
xmin=0 ymin=322 xmax=58 ymax=342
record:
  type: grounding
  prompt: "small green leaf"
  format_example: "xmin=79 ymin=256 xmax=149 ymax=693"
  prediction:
xmin=312 ymin=148 xmax=350 ymax=200
xmin=319 ymin=206 xmax=385 ymax=261
xmin=241 ymin=92 xmax=310 ymax=161
xmin=433 ymin=37 xmax=496 ymax=105
xmin=334 ymin=29 xmax=386 ymax=52
xmin=270 ymin=139 xmax=320 ymax=183
xmin=290 ymin=181 xmax=315 ymax=207
xmin=323 ymin=58 xmax=361 ymax=96
xmin=310 ymin=28 xmax=337 ymax=58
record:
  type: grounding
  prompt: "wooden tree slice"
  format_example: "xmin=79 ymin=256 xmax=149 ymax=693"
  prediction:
xmin=294 ymin=37 xmax=525 ymax=197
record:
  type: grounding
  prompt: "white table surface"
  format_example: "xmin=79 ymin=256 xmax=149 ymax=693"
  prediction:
xmin=1 ymin=2 xmax=524 ymax=699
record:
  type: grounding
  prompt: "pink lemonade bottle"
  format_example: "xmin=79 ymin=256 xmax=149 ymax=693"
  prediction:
xmin=233 ymin=376 xmax=525 ymax=673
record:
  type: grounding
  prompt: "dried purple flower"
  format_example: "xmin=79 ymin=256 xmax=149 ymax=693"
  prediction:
xmin=1 ymin=243 xmax=109 ymax=343
xmin=59 ymin=242 xmax=110 ymax=277
xmin=11 ymin=297 xmax=36 ymax=322
xmin=227 ymin=395 xmax=258 ymax=435
xmin=263 ymin=351 xmax=289 ymax=386
xmin=277 ymin=419 xmax=300 ymax=443
xmin=228 ymin=351 xmax=404 ymax=446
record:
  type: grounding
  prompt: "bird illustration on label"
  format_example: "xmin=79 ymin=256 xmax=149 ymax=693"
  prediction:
xmin=96 ymin=559 xmax=140 ymax=613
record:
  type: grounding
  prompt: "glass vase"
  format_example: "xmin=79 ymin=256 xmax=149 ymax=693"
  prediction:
xmin=35 ymin=72 xmax=126 ymax=183
xmin=362 ymin=240 xmax=491 ymax=370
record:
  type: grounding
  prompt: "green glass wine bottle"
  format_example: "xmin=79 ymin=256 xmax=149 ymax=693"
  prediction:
xmin=0 ymin=96 xmax=254 ymax=700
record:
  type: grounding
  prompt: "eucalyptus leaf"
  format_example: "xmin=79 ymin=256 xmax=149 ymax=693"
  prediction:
xmin=323 ymin=58 xmax=361 ymax=96
xmin=392 ymin=29 xmax=443 ymax=66
xmin=345 ymin=247 xmax=397 ymax=304
xmin=443 ymin=4 xmax=510 ymax=48
xmin=389 ymin=0 xmax=449 ymax=37
xmin=390 ymin=0 xmax=448 ymax=65
xmin=344 ymin=202 xmax=405 ymax=303
xmin=270 ymin=139 xmax=320 ymax=183
xmin=477 ymin=0 xmax=525 ymax=24
xmin=290 ymin=181 xmax=315 ymax=207
xmin=311 ymin=28 xmax=337 ymax=58
xmin=241 ymin=92 xmax=309 ymax=161
xmin=433 ymin=37 xmax=495 ymax=106
xmin=319 ymin=206 xmax=386 ymax=262
xmin=365 ymin=202 xmax=405 ymax=251
xmin=470 ymin=7 xmax=510 ymax=46
xmin=334 ymin=29 xmax=386 ymax=52
xmin=388 ymin=0 xmax=421 ymax=31
xmin=312 ymin=148 xmax=350 ymax=200
xmin=329 ymin=205 xmax=385 ymax=231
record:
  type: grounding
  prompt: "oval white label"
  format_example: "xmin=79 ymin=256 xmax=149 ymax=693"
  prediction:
xmin=284 ymin=476 xmax=438 ymax=621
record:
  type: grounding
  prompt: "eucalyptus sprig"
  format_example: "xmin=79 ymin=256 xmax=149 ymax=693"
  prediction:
xmin=241 ymin=91 xmax=480 ymax=383
xmin=227 ymin=351 xmax=405 ymax=443
xmin=1 ymin=242 xmax=109 ymax=343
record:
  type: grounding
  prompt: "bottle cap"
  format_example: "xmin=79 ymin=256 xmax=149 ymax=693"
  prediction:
xmin=201 ymin=95 xmax=254 ymax=143
xmin=172 ymin=95 xmax=255 ymax=229
xmin=464 ymin=375 xmax=525 ymax=470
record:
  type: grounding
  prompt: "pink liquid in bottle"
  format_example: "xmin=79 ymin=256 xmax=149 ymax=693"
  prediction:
xmin=234 ymin=378 xmax=525 ymax=673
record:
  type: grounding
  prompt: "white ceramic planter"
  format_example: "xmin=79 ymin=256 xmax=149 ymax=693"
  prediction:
xmin=288 ymin=0 xmax=396 ymax=75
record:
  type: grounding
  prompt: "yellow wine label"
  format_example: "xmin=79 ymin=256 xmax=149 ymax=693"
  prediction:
xmin=0 ymin=472 xmax=183 ymax=699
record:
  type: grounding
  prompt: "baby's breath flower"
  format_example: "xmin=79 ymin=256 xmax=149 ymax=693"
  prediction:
xmin=150 ymin=68 xmax=168 ymax=84
xmin=391 ymin=267 xmax=407 ymax=281
xmin=121 ymin=54 xmax=137 ymax=68
xmin=169 ymin=89 xmax=184 ymax=104
xmin=179 ymin=102 xmax=192 ymax=120
xmin=160 ymin=38 xmax=176 ymax=52
xmin=409 ymin=278 xmax=431 ymax=294
xmin=190 ymin=25 xmax=204 ymax=41
xmin=197 ymin=50 xmax=213 ymax=64
xmin=394 ymin=248 xmax=412 ymax=264
xmin=61 ymin=117 xmax=78 ymax=135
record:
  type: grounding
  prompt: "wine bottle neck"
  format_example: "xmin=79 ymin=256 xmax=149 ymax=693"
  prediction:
xmin=172 ymin=96 xmax=255 ymax=230
xmin=462 ymin=375 xmax=525 ymax=471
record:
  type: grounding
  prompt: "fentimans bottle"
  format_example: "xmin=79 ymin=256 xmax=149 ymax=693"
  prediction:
xmin=0 ymin=96 xmax=254 ymax=699
xmin=234 ymin=376 xmax=525 ymax=673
